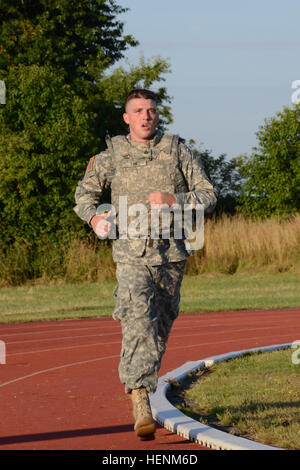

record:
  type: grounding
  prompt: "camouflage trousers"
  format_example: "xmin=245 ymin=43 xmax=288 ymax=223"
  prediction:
xmin=112 ymin=260 xmax=186 ymax=394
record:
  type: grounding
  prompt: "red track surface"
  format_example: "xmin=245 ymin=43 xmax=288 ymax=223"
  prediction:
xmin=0 ymin=308 xmax=299 ymax=451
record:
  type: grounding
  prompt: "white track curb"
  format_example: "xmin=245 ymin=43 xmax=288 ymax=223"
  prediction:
xmin=150 ymin=343 xmax=293 ymax=450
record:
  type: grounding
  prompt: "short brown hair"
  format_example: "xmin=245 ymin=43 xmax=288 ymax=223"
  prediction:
xmin=125 ymin=88 xmax=157 ymax=110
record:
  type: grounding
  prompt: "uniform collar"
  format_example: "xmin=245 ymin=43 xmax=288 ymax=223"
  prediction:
xmin=127 ymin=130 xmax=163 ymax=148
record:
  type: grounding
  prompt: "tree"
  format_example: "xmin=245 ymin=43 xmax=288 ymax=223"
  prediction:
xmin=236 ymin=105 xmax=300 ymax=217
xmin=0 ymin=0 xmax=138 ymax=84
xmin=188 ymin=140 xmax=242 ymax=214
xmin=0 ymin=64 xmax=92 ymax=244
xmin=0 ymin=1 xmax=172 ymax=245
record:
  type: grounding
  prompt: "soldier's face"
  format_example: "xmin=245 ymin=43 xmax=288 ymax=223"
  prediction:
xmin=123 ymin=98 xmax=159 ymax=142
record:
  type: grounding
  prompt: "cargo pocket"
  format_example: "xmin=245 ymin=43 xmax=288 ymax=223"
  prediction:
xmin=112 ymin=288 xmax=131 ymax=322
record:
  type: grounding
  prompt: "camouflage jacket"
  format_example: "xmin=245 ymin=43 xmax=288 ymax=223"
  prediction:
xmin=74 ymin=130 xmax=217 ymax=265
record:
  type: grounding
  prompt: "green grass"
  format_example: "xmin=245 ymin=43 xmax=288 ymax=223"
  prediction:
xmin=0 ymin=280 xmax=116 ymax=323
xmin=172 ymin=348 xmax=300 ymax=449
xmin=0 ymin=271 xmax=299 ymax=324
xmin=179 ymin=271 xmax=300 ymax=313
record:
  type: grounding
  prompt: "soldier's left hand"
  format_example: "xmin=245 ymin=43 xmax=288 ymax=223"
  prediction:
xmin=147 ymin=191 xmax=176 ymax=207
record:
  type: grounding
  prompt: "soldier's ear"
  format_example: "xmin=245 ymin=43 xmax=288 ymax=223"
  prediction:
xmin=123 ymin=113 xmax=129 ymax=125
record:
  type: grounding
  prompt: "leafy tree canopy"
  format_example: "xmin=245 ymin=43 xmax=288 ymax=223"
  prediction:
xmin=0 ymin=0 xmax=137 ymax=84
xmin=188 ymin=140 xmax=242 ymax=214
xmin=0 ymin=1 xmax=172 ymax=245
xmin=236 ymin=105 xmax=300 ymax=218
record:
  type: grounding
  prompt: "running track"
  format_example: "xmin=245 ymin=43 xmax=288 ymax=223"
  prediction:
xmin=0 ymin=308 xmax=299 ymax=451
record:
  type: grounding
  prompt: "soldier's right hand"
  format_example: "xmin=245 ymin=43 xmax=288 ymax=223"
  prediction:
xmin=90 ymin=212 xmax=111 ymax=238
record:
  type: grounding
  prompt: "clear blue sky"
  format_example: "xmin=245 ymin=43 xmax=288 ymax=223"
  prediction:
xmin=116 ymin=0 xmax=299 ymax=160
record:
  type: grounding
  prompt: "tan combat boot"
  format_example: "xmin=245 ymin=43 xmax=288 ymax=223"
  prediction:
xmin=131 ymin=387 xmax=156 ymax=440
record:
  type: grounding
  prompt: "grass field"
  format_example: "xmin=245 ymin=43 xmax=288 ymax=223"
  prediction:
xmin=0 ymin=271 xmax=299 ymax=324
xmin=170 ymin=348 xmax=300 ymax=449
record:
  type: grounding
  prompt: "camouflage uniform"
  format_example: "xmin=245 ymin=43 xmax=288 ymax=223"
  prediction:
xmin=113 ymin=260 xmax=186 ymax=393
xmin=74 ymin=130 xmax=216 ymax=394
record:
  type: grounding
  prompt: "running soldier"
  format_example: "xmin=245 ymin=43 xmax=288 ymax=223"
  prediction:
xmin=74 ymin=89 xmax=217 ymax=440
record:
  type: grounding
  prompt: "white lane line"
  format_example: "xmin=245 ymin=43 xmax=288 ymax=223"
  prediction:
xmin=5 ymin=319 xmax=298 ymax=346
xmin=167 ymin=331 xmax=299 ymax=352
xmin=6 ymin=326 xmax=298 ymax=364
xmin=170 ymin=324 xmax=300 ymax=338
xmin=0 ymin=324 xmax=121 ymax=338
xmin=0 ymin=354 xmax=120 ymax=389
xmin=174 ymin=318 xmax=298 ymax=330
xmin=5 ymin=331 xmax=122 ymax=345
xmin=0 ymin=321 xmax=275 ymax=338
xmin=175 ymin=318 xmax=296 ymax=328
xmin=6 ymin=326 xmax=300 ymax=354
xmin=0 ymin=328 xmax=277 ymax=357
xmin=0 ymin=331 xmax=297 ymax=398
xmin=2 ymin=310 xmax=298 ymax=337
xmin=6 ymin=341 xmax=122 ymax=357
xmin=1 ymin=307 xmax=299 ymax=333
xmin=0 ymin=318 xmax=115 ymax=331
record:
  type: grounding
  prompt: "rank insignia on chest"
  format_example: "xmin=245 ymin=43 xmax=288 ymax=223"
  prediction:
xmin=87 ymin=156 xmax=95 ymax=173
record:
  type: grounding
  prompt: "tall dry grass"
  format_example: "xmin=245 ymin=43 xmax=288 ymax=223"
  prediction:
xmin=0 ymin=214 xmax=299 ymax=286
xmin=63 ymin=238 xmax=115 ymax=283
xmin=0 ymin=235 xmax=115 ymax=286
xmin=186 ymin=213 xmax=300 ymax=275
